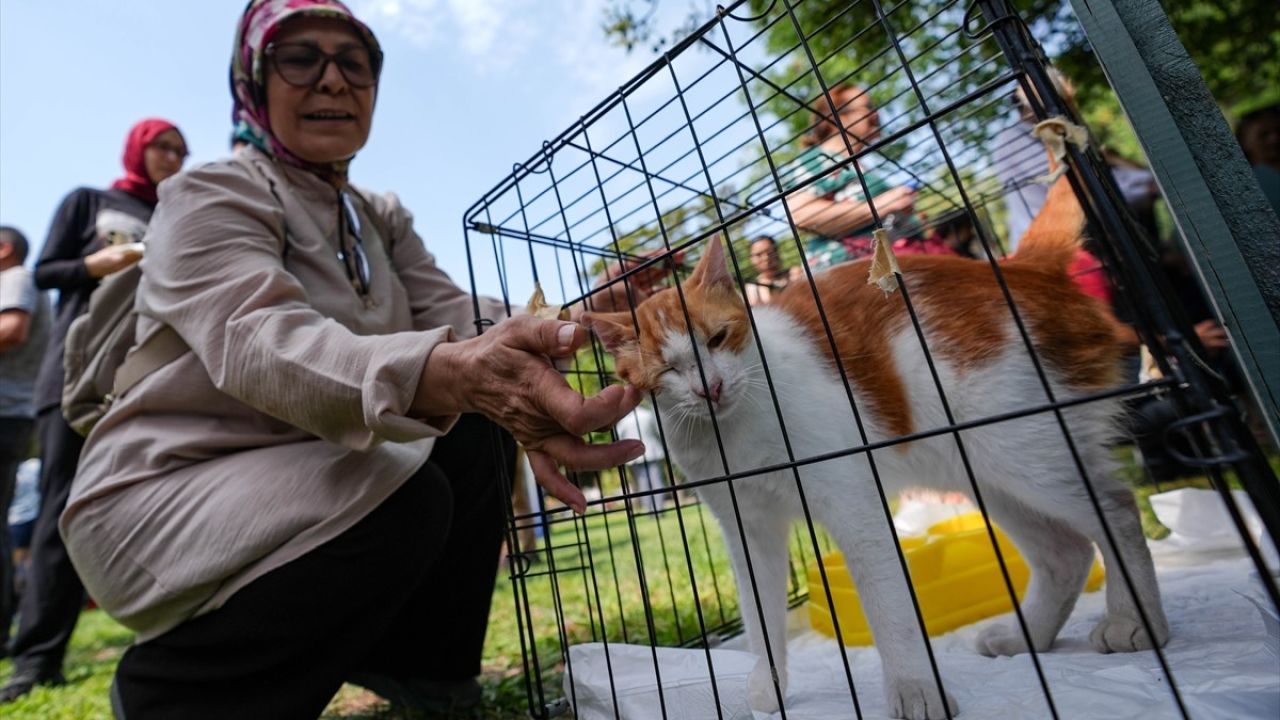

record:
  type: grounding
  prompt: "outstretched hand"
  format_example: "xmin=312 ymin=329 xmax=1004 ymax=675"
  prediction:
xmin=417 ymin=316 xmax=644 ymax=513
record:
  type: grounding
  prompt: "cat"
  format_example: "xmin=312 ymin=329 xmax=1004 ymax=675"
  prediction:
xmin=582 ymin=175 xmax=1169 ymax=720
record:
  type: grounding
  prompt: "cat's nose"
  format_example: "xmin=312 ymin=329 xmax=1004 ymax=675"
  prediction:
xmin=695 ymin=379 xmax=723 ymax=404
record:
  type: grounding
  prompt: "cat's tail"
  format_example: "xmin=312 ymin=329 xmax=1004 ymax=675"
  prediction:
xmin=1011 ymin=160 xmax=1085 ymax=273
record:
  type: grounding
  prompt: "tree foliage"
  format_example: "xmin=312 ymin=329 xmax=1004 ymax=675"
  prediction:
xmin=602 ymin=0 xmax=1280 ymax=118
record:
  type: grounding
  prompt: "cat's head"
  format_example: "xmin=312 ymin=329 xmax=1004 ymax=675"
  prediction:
xmin=583 ymin=239 xmax=758 ymax=420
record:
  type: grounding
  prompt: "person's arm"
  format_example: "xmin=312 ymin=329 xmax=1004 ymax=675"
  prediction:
xmin=33 ymin=189 xmax=141 ymax=290
xmin=141 ymin=165 xmax=467 ymax=449
xmin=146 ymin=167 xmax=639 ymax=509
xmin=0 ymin=268 xmax=36 ymax=353
xmin=786 ymin=186 xmax=916 ymax=238
xmin=0 ymin=309 xmax=30 ymax=353
xmin=34 ymin=189 xmax=98 ymax=291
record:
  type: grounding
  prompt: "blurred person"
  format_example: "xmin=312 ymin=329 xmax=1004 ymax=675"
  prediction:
xmin=7 ymin=460 xmax=41 ymax=616
xmin=991 ymin=71 xmax=1159 ymax=248
xmin=55 ymin=2 xmax=644 ymax=718
xmin=783 ymin=84 xmax=918 ymax=270
xmin=1236 ymin=103 xmax=1280 ymax=214
xmin=892 ymin=208 xmax=977 ymax=259
xmin=0 ymin=119 xmax=187 ymax=701
xmin=744 ymin=236 xmax=801 ymax=306
xmin=0 ymin=226 xmax=51 ymax=656
xmin=616 ymin=403 xmax=668 ymax=513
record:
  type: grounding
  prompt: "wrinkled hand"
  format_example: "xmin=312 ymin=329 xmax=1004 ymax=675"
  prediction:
xmin=85 ymin=245 xmax=143 ymax=278
xmin=418 ymin=316 xmax=644 ymax=512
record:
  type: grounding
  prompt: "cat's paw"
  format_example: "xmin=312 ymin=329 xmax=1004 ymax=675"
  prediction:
xmin=1089 ymin=615 xmax=1169 ymax=653
xmin=746 ymin=661 xmax=785 ymax=713
xmin=975 ymin=622 xmax=1036 ymax=656
xmin=885 ymin=676 xmax=958 ymax=720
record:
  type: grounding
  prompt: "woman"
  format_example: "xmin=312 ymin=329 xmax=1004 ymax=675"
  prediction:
xmin=783 ymin=83 xmax=917 ymax=269
xmin=58 ymin=1 xmax=642 ymax=718
xmin=0 ymin=118 xmax=186 ymax=704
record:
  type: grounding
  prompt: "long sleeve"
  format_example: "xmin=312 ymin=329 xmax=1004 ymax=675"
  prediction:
xmin=34 ymin=188 xmax=96 ymax=291
xmin=364 ymin=191 xmax=513 ymax=338
xmin=137 ymin=162 xmax=456 ymax=450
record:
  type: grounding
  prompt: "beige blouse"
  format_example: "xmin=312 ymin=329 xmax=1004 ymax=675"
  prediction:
xmin=61 ymin=147 xmax=510 ymax=642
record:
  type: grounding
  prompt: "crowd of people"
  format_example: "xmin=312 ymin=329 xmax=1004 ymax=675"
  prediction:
xmin=0 ymin=1 xmax=1275 ymax=717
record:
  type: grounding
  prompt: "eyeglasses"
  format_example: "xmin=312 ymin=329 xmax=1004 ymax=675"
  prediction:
xmin=149 ymin=142 xmax=189 ymax=159
xmin=338 ymin=191 xmax=371 ymax=297
xmin=266 ymin=42 xmax=382 ymax=89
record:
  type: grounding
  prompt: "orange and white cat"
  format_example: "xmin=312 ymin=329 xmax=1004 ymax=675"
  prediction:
xmin=583 ymin=176 xmax=1168 ymax=719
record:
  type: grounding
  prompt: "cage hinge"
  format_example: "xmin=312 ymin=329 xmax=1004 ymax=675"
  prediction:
xmin=472 ymin=221 xmax=498 ymax=235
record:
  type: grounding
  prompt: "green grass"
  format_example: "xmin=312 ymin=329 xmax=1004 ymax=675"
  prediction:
xmin=1 ymin=452 xmax=1270 ymax=719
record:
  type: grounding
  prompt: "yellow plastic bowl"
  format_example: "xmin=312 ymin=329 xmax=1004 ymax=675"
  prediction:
xmin=807 ymin=512 xmax=1105 ymax=645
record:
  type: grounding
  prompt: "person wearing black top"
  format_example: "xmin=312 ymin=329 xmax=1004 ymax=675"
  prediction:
xmin=1 ymin=118 xmax=187 ymax=702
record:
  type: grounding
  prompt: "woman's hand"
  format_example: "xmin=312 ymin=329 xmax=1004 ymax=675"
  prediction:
xmin=84 ymin=245 xmax=144 ymax=279
xmin=416 ymin=316 xmax=644 ymax=513
xmin=871 ymin=185 xmax=917 ymax=216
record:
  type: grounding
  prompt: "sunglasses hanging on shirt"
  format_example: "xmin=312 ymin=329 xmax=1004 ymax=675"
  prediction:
xmin=337 ymin=190 xmax=372 ymax=298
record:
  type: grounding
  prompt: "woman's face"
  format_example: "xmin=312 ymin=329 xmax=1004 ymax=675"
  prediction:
xmin=265 ymin=17 xmax=376 ymax=164
xmin=144 ymin=129 xmax=188 ymax=184
xmin=836 ymin=90 xmax=880 ymax=148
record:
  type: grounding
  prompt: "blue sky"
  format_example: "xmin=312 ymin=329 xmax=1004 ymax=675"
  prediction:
xmin=0 ymin=0 xmax=679 ymax=291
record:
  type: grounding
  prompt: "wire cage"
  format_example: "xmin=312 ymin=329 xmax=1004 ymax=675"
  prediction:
xmin=462 ymin=1 xmax=1280 ymax=718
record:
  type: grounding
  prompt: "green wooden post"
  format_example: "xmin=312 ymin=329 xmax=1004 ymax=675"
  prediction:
xmin=1067 ymin=0 xmax=1280 ymax=446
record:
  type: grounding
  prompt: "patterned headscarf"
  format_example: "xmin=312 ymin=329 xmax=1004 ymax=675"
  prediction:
xmin=230 ymin=0 xmax=381 ymax=185
xmin=111 ymin=118 xmax=182 ymax=205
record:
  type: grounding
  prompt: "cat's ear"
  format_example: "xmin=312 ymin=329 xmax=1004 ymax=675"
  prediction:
xmin=581 ymin=311 xmax=638 ymax=354
xmin=688 ymin=236 xmax=734 ymax=292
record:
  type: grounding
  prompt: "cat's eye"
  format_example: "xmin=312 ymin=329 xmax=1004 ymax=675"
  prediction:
xmin=707 ymin=328 xmax=729 ymax=350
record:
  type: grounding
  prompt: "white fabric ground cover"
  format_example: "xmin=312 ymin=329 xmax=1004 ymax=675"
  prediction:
xmin=566 ymin=490 xmax=1280 ymax=719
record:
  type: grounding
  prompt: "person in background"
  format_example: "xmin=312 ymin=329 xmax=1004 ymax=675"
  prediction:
xmin=1236 ymin=103 xmax=1280 ymax=215
xmin=744 ymin=236 xmax=801 ymax=306
xmin=991 ymin=70 xmax=1160 ymax=249
xmin=57 ymin=3 xmax=643 ymax=718
xmin=0 ymin=227 xmax=51 ymax=657
xmin=616 ymin=404 xmax=669 ymax=513
xmin=891 ymin=207 xmax=977 ymax=259
xmin=0 ymin=119 xmax=187 ymax=701
xmin=783 ymin=83 xmax=918 ymax=270
xmin=7 ymin=459 xmax=42 ymax=605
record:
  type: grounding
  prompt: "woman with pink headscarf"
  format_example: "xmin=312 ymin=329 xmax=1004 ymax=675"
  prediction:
xmin=0 ymin=118 xmax=186 ymax=705
xmin=58 ymin=1 xmax=641 ymax=717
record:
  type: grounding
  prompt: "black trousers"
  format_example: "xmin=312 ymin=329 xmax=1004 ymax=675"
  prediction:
xmin=0 ymin=416 xmax=35 ymax=650
xmin=113 ymin=414 xmax=515 ymax=720
xmin=6 ymin=408 xmax=85 ymax=674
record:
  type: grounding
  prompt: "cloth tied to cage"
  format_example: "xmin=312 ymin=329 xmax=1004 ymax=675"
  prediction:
xmin=1032 ymin=117 xmax=1089 ymax=185
xmin=866 ymin=227 xmax=901 ymax=294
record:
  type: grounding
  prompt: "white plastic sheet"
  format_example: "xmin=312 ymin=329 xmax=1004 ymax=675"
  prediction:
xmin=566 ymin=496 xmax=1280 ymax=719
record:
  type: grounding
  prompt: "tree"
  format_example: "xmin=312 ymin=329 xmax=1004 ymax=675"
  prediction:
xmin=603 ymin=0 xmax=1280 ymax=121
